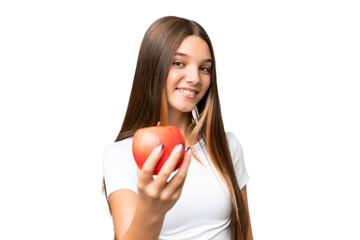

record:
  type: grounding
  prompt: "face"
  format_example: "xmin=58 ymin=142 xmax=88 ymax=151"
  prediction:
xmin=166 ymin=35 xmax=212 ymax=115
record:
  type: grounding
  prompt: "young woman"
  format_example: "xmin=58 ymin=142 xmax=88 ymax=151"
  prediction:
xmin=103 ymin=16 xmax=253 ymax=240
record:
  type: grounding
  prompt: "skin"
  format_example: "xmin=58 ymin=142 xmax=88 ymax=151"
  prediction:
xmin=109 ymin=35 xmax=253 ymax=239
xmin=165 ymin=35 xmax=212 ymax=136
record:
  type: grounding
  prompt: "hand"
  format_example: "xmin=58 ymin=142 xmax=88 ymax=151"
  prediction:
xmin=135 ymin=143 xmax=192 ymax=220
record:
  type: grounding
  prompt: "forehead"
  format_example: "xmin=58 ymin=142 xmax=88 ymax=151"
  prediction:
xmin=174 ymin=36 xmax=211 ymax=60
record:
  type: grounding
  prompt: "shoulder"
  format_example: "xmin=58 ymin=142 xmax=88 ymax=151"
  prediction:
xmin=106 ymin=137 xmax=133 ymax=152
xmin=225 ymin=132 xmax=249 ymax=189
xmin=103 ymin=137 xmax=135 ymax=167
xmin=225 ymin=132 xmax=243 ymax=160
xmin=104 ymin=137 xmax=133 ymax=157
xmin=225 ymin=132 xmax=238 ymax=145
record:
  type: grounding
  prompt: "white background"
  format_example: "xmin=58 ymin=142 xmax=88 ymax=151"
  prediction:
xmin=1 ymin=0 xmax=359 ymax=239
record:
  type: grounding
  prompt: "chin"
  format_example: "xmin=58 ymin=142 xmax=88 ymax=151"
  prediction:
xmin=168 ymin=99 xmax=198 ymax=114
xmin=180 ymin=107 xmax=194 ymax=113
xmin=176 ymin=105 xmax=196 ymax=113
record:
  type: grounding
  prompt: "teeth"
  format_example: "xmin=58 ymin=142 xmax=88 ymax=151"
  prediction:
xmin=178 ymin=89 xmax=196 ymax=95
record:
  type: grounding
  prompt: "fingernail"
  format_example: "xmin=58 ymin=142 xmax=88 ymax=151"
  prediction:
xmin=155 ymin=144 xmax=164 ymax=152
xmin=175 ymin=143 xmax=184 ymax=152
xmin=185 ymin=147 xmax=192 ymax=155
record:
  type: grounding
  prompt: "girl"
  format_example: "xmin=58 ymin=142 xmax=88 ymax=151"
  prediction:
xmin=103 ymin=16 xmax=253 ymax=240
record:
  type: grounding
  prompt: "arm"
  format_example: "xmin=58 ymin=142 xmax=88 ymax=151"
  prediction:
xmin=108 ymin=144 xmax=192 ymax=240
xmin=241 ymin=185 xmax=253 ymax=240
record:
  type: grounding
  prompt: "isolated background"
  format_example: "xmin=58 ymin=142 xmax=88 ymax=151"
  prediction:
xmin=1 ymin=0 xmax=359 ymax=239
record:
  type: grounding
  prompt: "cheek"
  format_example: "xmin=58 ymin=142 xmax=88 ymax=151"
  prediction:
xmin=202 ymin=77 xmax=211 ymax=92
xmin=166 ymin=69 xmax=182 ymax=89
xmin=198 ymin=77 xmax=211 ymax=100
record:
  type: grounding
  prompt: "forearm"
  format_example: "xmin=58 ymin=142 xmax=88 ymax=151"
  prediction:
xmin=119 ymin=210 xmax=165 ymax=240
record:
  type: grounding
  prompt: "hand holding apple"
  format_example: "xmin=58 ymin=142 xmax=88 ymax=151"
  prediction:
xmin=132 ymin=125 xmax=185 ymax=175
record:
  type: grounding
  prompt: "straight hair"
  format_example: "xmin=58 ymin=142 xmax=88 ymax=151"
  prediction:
xmin=104 ymin=16 xmax=248 ymax=240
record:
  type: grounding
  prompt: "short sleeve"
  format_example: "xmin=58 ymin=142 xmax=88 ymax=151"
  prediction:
xmin=103 ymin=139 xmax=138 ymax=198
xmin=226 ymin=132 xmax=249 ymax=189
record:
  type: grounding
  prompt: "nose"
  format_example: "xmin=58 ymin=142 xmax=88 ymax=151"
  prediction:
xmin=184 ymin=66 xmax=201 ymax=85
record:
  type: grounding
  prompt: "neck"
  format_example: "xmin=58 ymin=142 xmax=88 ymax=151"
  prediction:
xmin=167 ymin=109 xmax=191 ymax=137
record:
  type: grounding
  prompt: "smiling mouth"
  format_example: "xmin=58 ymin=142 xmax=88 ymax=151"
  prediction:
xmin=176 ymin=88 xmax=197 ymax=96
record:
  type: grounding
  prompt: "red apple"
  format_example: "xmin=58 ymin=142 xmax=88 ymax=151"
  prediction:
xmin=132 ymin=125 xmax=185 ymax=175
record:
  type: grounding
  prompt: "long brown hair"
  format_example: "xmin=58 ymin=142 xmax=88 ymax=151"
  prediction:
xmin=105 ymin=16 xmax=248 ymax=240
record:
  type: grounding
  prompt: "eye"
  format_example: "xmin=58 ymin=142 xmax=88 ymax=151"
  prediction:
xmin=200 ymin=66 xmax=211 ymax=73
xmin=172 ymin=61 xmax=184 ymax=67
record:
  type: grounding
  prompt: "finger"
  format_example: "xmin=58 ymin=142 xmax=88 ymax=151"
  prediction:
xmin=138 ymin=144 xmax=163 ymax=183
xmin=175 ymin=147 xmax=192 ymax=178
xmin=160 ymin=148 xmax=192 ymax=200
xmin=154 ymin=143 xmax=184 ymax=188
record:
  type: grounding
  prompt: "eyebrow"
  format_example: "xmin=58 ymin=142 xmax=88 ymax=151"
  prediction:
xmin=174 ymin=52 xmax=212 ymax=63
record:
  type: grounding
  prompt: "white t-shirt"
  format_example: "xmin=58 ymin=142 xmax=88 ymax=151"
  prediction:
xmin=103 ymin=132 xmax=249 ymax=240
